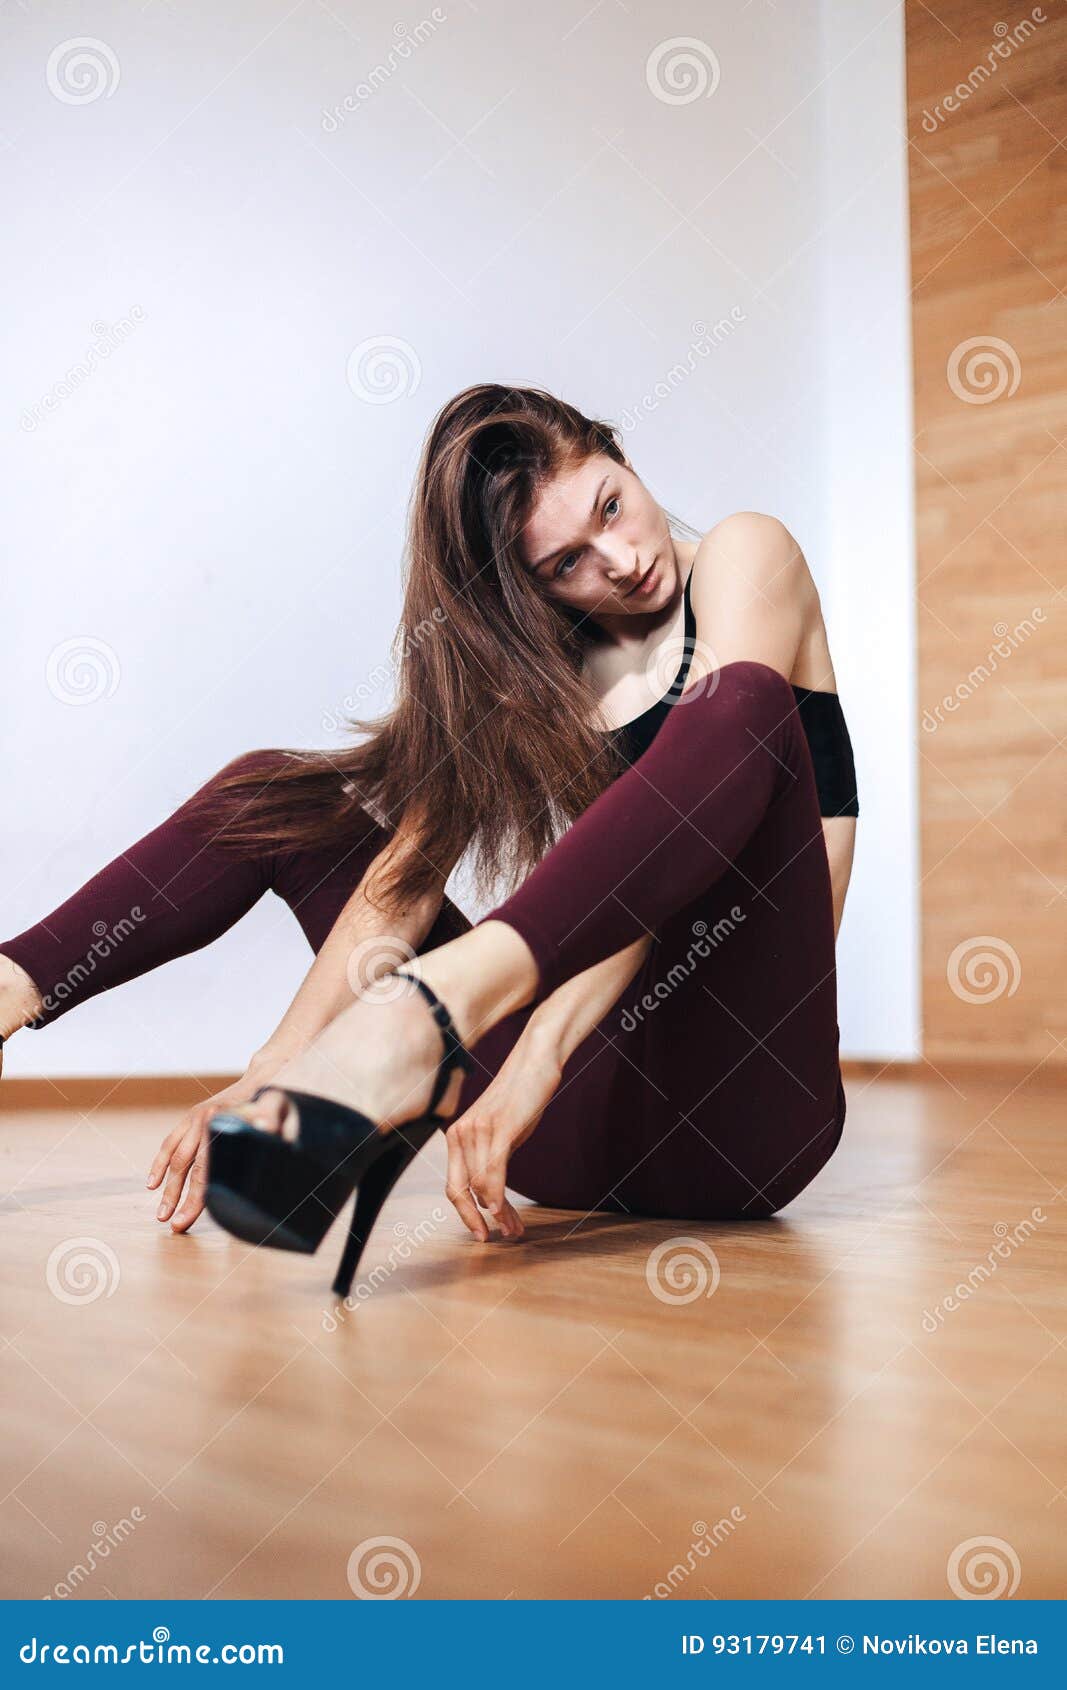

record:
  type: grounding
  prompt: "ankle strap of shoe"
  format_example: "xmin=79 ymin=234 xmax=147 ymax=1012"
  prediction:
xmin=390 ymin=970 xmax=473 ymax=1115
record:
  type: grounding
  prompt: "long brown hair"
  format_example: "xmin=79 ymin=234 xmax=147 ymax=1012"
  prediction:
xmin=184 ymin=383 xmax=697 ymax=919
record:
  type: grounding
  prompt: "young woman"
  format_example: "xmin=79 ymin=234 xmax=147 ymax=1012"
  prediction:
xmin=0 ymin=384 xmax=858 ymax=1291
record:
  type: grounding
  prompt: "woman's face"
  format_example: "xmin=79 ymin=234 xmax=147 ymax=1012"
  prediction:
xmin=521 ymin=452 xmax=677 ymax=620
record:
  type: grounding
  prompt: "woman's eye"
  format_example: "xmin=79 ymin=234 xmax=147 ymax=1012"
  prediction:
xmin=553 ymin=497 xmax=620 ymax=579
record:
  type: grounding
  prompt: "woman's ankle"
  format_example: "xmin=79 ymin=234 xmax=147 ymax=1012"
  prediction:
xmin=0 ymin=954 xmax=45 ymax=1040
xmin=405 ymin=921 xmax=540 ymax=1048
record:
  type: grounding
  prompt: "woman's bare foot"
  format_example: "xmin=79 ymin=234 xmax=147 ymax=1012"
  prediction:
xmin=0 ymin=955 xmax=45 ymax=1075
xmin=235 ymin=974 xmax=468 ymax=1141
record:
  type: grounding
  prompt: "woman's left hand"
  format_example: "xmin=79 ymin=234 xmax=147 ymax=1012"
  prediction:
xmin=443 ymin=1030 xmax=564 ymax=1242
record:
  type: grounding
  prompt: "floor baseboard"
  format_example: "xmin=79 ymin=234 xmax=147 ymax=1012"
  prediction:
xmin=1 ymin=1055 xmax=1059 ymax=1110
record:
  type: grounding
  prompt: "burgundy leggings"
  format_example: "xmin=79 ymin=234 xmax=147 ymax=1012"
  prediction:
xmin=2 ymin=661 xmax=845 ymax=1221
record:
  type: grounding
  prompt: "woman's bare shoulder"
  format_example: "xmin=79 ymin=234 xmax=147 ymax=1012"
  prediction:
xmin=688 ymin=511 xmax=818 ymax=605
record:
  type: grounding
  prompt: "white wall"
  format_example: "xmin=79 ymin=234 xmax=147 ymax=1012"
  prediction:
xmin=820 ymin=0 xmax=921 ymax=1059
xmin=1 ymin=0 xmax=917 ymax=1076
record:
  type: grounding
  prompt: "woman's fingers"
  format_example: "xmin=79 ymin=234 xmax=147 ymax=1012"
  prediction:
xmin=499 ymin=1197 xmax=525 ymax=1238
xmin=145 ymin=1124 xmax=181 ymax=1191
xmin=444 ymin=1117 xmax=525 ymax=1240
xmin=170 ymin=1136 xmax=209 ymax=1231
xmin=468 ymin=1116 xmax=524 ymax=1233
xmin=444 ymin=1126 xmax=490 ymax=1241
xmin=469 ymin=1140 xmax=510 ymax=1224
xmin=154 ymin=1123 xmax=202 ymax=1221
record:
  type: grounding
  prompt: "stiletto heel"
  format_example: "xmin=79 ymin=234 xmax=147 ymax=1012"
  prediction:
xmin=204 ymin=970 xmax=474 ymax=1290
xmin=331 ymin=1128 xmax=428 ymax=1299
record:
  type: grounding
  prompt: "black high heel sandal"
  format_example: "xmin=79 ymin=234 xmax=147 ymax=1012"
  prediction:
xmin=204 ymin=969 xmax=474 ymax=1298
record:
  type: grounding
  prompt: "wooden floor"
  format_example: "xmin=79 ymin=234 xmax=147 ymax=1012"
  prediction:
xmin=1 ymin=1062 xmax=1064 ymax=1601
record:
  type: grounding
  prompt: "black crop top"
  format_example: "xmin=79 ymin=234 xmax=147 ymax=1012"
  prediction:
xmin=600 ymin=568 xmax=860 ymax=818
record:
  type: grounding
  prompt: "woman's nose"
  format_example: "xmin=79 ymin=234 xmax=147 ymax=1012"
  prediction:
xmin=608 ymin=558 xmax=642 ymax=588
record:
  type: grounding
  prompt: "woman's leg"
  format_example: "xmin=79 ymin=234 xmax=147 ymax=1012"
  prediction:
xmin=246 ymin=661 xmax=844 ymax=1221
xmin=0 ymin=749 xmax=473 ymax=1036
xmin=444 ymin=659 xmax=845 ymax=1217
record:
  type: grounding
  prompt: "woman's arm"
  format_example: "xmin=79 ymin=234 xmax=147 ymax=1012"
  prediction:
xmin=685 ymin=510 xmax=815 ymax=684
xmin=440 ymin=932 xmax=653 ymax=1238
xmin=520 ymin=932 xmax=654 ymax=1065
xmin=249 ymin=835 xmax=448 ymax=1072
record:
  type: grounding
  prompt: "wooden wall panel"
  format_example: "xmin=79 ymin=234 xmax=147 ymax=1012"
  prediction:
xmin=905 ymin=0 xmax=1067 ymax=1064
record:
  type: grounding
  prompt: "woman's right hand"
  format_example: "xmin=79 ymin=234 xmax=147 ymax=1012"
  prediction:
xmin=146 ymin=1056 xmax=283 ymax=1233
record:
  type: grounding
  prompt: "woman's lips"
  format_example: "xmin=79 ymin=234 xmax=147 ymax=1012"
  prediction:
xmin=629 ymin=561 xmax=659 ymax=597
